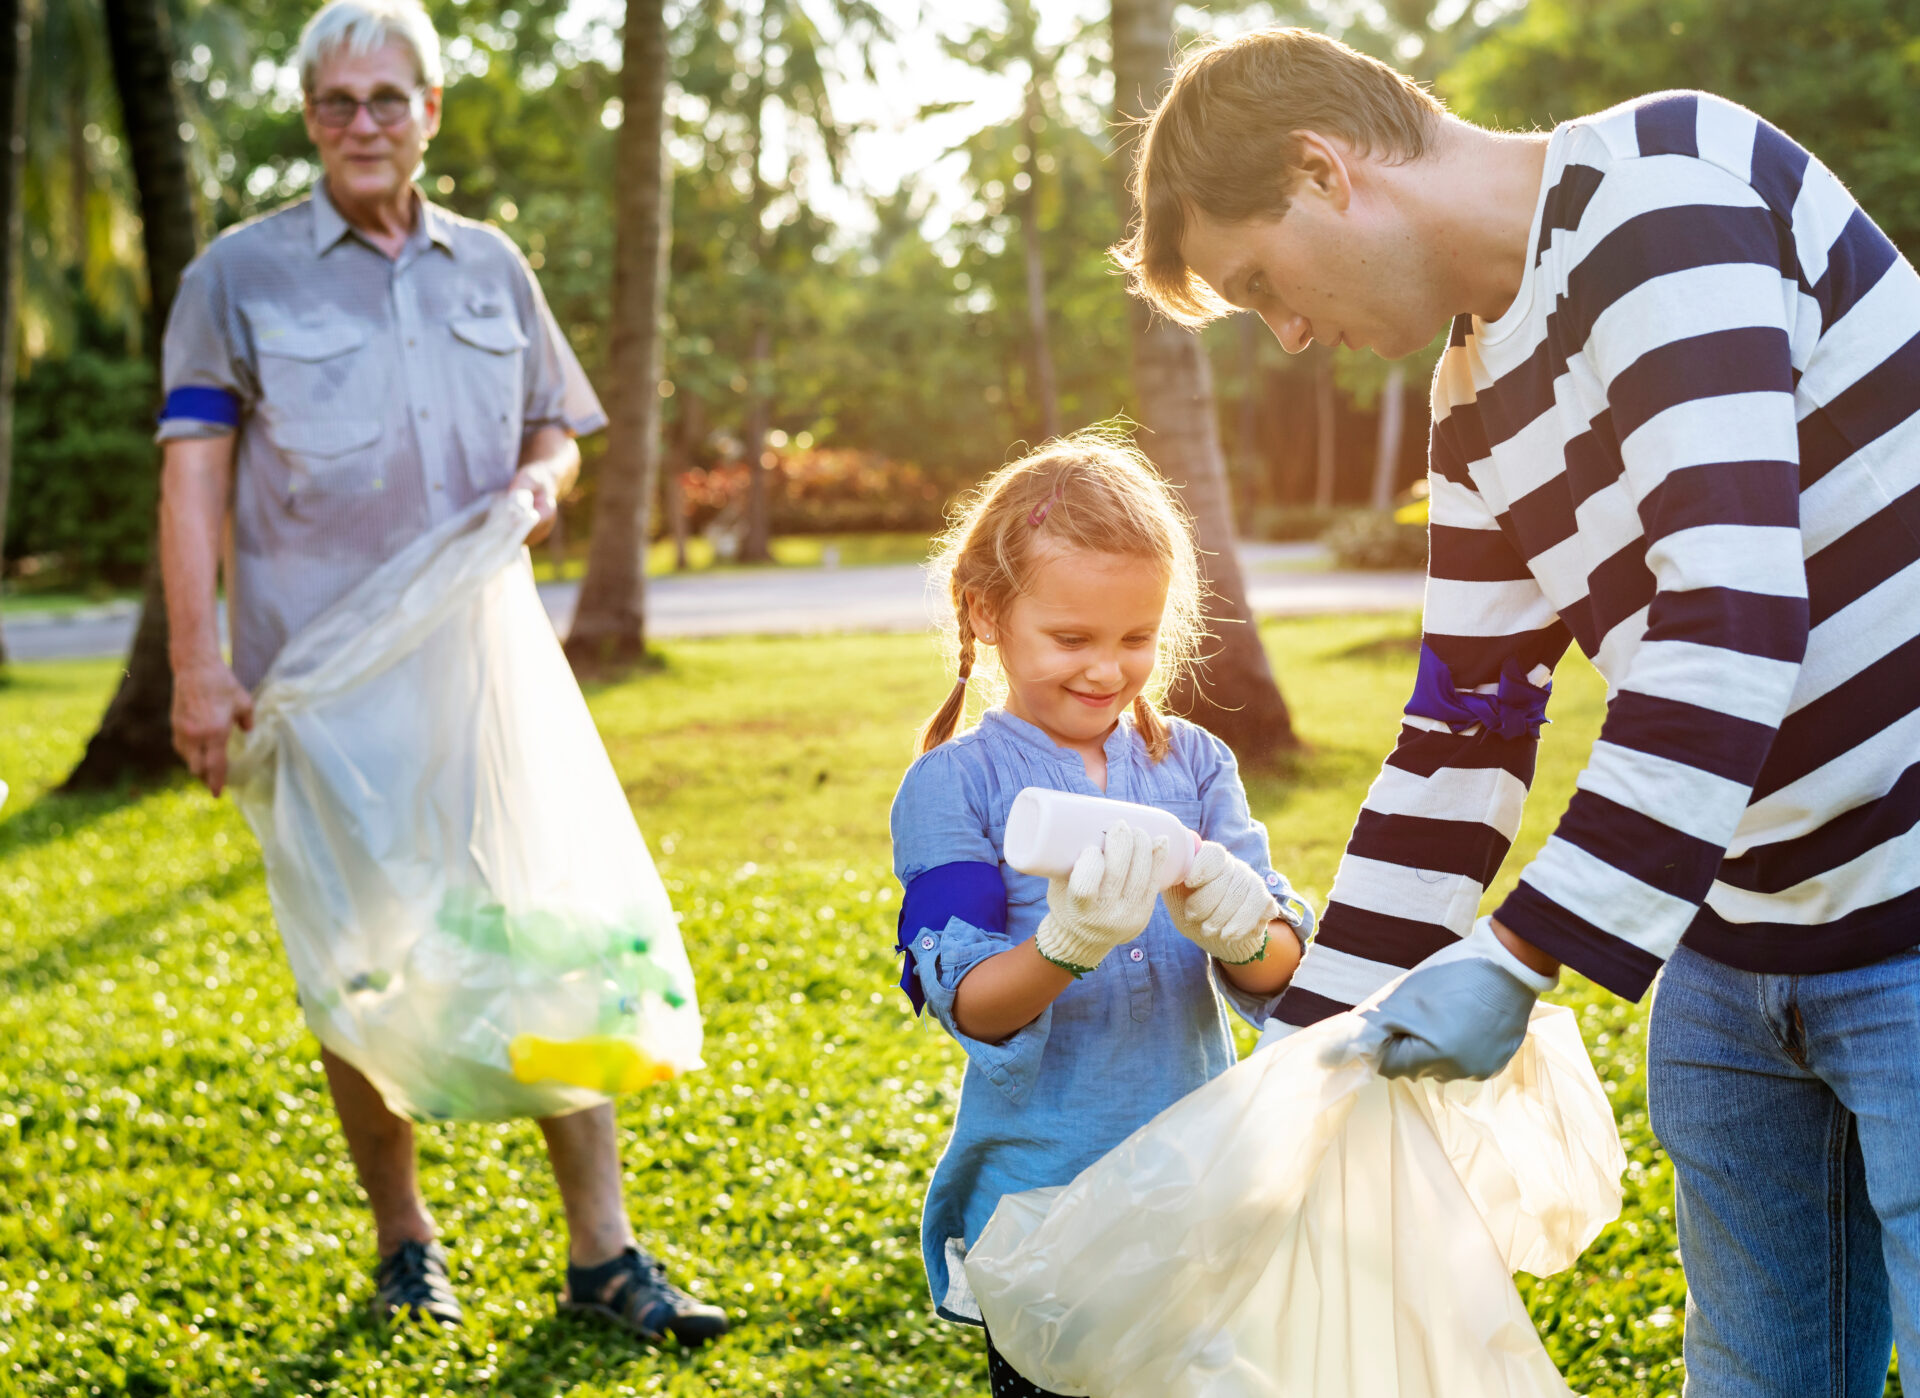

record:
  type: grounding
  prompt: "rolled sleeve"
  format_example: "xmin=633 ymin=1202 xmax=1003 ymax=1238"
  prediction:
xmin=156 ymin=253 xmax=252 ymax=442
xmin=908 ymin=917 xmax=1054 ymax=1107
xmin=892 ymin=745 xmax=1053 ymax=1104
xmin=516 ymin=257 xmax=607 ymax=438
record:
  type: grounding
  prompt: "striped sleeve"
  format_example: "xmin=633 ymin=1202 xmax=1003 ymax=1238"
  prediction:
xmin=1275 ymin=399 xmax=1570 ymax=1027
xmin=1494 ymin=160 xmax=1809 ymax=999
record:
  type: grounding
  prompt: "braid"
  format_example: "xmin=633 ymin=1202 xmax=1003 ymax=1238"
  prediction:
xmin=1132 ymin=694 xmax=1171 ymax=762
xmin=918 ymin=588 xmax=978 ymax=753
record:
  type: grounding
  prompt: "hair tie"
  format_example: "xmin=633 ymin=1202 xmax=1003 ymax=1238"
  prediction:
xmin=956 ymin=658 xmax=973 ymax=683
xmin=1029 ymin=482 xmax=1065 ymax=528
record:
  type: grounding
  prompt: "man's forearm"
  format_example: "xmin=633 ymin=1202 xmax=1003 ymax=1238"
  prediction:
xmin=519 ymin=427 xmax=579 ymax=494
xmin=159 ymin=438 xmax=235 ymax=672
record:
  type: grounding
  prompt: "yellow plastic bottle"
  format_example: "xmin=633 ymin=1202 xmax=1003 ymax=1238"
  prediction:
xmin=508 ymin=1034 xmax=674 ymax=1095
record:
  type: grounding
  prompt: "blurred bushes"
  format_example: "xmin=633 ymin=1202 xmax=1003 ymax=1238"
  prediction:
xmin=6 ymin=337 xmax=158 ymax=588
xmin=1246 ymin=505 xmax=1351 ymax=543
xmin=676 ymin=448 xmax=947 ymax=538
xmin=1323 ymin=511 xmax=1429 ymax=571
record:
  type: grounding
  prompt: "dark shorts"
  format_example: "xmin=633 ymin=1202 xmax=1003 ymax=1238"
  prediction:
xmin=985 ymin=1329 xmax=1067 ymax=1398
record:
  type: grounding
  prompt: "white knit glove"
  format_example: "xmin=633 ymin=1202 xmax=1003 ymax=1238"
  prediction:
xmin=1163 ymin=841 xmax=1281 ymax=965
xmin=1032 ymin=820 xmax=1166 ymax=976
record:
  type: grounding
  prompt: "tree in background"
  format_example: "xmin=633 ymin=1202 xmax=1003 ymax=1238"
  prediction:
xmin=62 ymin=0 xmax=200 ymax=789
xmin=564 ymin=0 xmax=672 ymax=676
xmin=675 ymin=0 xmax=886 ymax=562
xmin=1447 ymin=0 xmax=1920 ymax=259
xmin=944 ymin=0 xmax=1073 ymax=440
xmin=0 ymin=0 xmax=29 ymax=668
xmin=1112 ymin=0 xmax=1297 ymax=763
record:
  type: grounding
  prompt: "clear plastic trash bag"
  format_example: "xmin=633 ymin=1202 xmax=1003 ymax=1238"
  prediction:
xmin=228 ymin=492 xmax=703 ymax=1122
xmin=965 ymin=1002 xmax=1625 ymax=1398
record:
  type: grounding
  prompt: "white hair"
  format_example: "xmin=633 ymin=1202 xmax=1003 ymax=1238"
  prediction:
xmin=297 ymin=0 xmax=444 ymax=93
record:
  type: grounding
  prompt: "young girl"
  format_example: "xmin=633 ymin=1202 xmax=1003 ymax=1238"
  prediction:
xmin=889 ymin=431 xmax=1314 ymax=1397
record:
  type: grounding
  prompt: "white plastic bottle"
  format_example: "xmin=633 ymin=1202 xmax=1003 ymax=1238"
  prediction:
xmin=1003 ymin=787 xmax=1200 ymax=890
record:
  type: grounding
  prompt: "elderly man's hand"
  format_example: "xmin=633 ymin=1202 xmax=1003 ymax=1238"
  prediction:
xmin=511 ymin=463 xmax=560 ymax=545
xmin=172 ymin=659 xmax=254 ymax=797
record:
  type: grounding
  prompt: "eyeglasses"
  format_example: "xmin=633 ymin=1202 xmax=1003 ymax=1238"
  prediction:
xmin=308 ymin=88 xmax=424 ymax=129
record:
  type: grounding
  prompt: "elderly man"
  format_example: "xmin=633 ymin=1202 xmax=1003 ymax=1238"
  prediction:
xmin=156 ymin=0 xmax=728 ymax=1344
xmin=1123 ymin=28 xmax=1920 ymax=1398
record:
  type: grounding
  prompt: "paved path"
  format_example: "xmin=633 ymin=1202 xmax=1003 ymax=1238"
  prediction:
xmin=3 ymin=543 xmax=1424 ymax=662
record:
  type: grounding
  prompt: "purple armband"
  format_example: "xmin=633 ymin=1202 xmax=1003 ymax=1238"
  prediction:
xmin=1407 ymin=643 xmax=1552 ymax=741
xmin=894 ymin=861 xmax=1007 ymax=1015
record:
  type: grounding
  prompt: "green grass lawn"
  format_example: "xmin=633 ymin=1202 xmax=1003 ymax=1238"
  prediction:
xmin=0 ymin=618 xmax=1878 ymax=1396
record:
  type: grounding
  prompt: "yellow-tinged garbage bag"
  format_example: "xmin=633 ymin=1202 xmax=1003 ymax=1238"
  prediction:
xmin=228 ymin=492 xmax=702 ymax=1122
xmin=965 ymin=1002 xmax=1624 ymax=1398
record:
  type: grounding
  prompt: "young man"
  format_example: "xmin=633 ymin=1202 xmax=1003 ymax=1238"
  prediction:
xmin=1120 ymin=28 xmax=1920 ymax=1397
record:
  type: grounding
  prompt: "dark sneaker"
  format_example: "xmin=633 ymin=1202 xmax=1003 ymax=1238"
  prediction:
xmin=373 ymin=1239 xmax=464 ymax=1328
xmin=560 ymin=1245 xmax=731 ymax=1346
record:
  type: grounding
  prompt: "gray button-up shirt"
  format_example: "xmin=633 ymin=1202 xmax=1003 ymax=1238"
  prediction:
xmin=158 ymin=178 xmax=607 ymax=687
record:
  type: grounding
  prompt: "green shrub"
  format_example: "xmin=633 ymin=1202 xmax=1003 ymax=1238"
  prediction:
xmin=1323 ymin=510 xmax=1428 ymax=570
xmin=7 ymin=348 xmax=160 ymax=586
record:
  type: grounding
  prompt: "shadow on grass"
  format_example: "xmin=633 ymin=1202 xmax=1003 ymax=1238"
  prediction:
xmin=1330 ymin=630 xmax=1424 ymax=662
xmin=0 ymin=855 xmax=261 ymax=993
xmin=0 ymin=789 xmax=129 ymax=860
xmin=485 ymin=1311 xmax=717 ymax=1396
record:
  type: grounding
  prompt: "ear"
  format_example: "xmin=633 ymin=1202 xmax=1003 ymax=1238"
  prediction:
xmin=421 ymin=86 xmax=444 ymax=140
xmin=1289 ymin=130 xmax=1354 ymax=214
xmin=964 ymin=589 xmax=996 ymax=644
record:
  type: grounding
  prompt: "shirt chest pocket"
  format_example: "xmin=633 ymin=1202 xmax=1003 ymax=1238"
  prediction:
xmin=254 ymin=319 xmax=386 ymax=498
xmin=448 ymin=313 xmax=529 ymax=491
xmin=254 ymin=316 xmax=373 ymax=411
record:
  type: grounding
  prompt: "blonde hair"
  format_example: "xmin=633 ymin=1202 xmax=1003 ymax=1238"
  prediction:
xmin=919 ymin=429 xmax=1204 ymax=763
xmin=1114 ymin=28 xmax=1445 ymax=327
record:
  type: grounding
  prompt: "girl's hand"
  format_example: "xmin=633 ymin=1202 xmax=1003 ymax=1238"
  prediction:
xmin=1032 ymin=820 xmax=1166 ymax=976
xmin=1164 ymin=842 xmax=1281 ymax=965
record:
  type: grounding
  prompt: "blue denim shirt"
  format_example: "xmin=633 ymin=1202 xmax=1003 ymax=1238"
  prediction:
xmin=889 ymin=708 xmax=1290 ymax=1323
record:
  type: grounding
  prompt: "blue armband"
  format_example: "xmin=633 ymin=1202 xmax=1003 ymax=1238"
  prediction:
xmin=894 ymin=861 xmax=1007 ymax=1015
xmin=160 ymin=386 xmax=241 ymax=426
xmin=1406 ymin=644 xmax=1551 ymax=741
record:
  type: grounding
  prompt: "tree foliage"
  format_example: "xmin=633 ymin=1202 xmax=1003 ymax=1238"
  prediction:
xmin=1445 ymin=0 xmax=1920 ymax=258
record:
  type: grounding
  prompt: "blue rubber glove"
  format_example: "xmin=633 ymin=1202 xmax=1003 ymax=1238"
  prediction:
xmin=1355 ymin=917 xmax=1558 ymax=1082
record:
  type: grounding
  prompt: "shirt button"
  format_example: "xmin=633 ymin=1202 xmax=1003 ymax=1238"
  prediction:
xmin=419 ymin=408 xmax=429 ymax=419
xmin=432 ymin=482 xmax=444 ymax=492
xmin=1129 ymin=947 xmax=1144 ymax=962
xmin=920 ymin=936 xmax=934 ymax=950
xmin=407 ymin=337 xmax=416 ymax=347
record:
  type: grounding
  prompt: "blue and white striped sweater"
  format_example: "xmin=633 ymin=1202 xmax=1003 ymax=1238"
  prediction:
xmin=1279 ymin=91 xmax=1920 ymax=1022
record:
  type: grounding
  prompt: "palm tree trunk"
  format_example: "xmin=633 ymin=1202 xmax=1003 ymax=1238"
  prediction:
xmin=0 ymin=0 xmax=29 ymax=668
xmin=1111 ymin=0 xmax=1296 ymax=762
xmin=62 ymin=0 xmax=199 ymax=789
xmin=1314 ymin=355 xmax=1337 ymax=510
xmin=1020 ymin=79 xmax=1059 ymax=439
xmin=1371 ymin=362 xmax=1406 ymax=511
xmin=1235 ymin=311 xmax=1262 ymax=520
xmin=738 ymin=1 xmax=774 ymax=564
xmin=667 ymin=390 xmax=705 ymax=571
xmin=564 ymin=0 xmax=671 ymax=677
xmin=740 ymin=320 xmax=773 ymax=562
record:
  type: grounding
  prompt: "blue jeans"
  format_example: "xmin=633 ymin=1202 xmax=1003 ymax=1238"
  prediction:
xmin=1649 ymin=943 xmax=1920 ymax=1396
